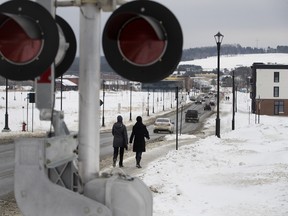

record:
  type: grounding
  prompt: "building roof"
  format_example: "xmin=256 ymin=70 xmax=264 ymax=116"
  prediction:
xmin=252 ymin=63 xmax=288 ymax=69
xmin=56 ymin=79 xmax=77 ymax=86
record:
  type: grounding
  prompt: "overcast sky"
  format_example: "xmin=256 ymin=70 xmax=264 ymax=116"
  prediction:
xmin=55 ymin=0 xmax=288 ymax=51
xmin=0 ymin=0 xmax=287 ymax=51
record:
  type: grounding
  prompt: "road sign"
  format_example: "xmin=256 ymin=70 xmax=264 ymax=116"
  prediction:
xmin=28 ymin=92 xmax=35 ymax=103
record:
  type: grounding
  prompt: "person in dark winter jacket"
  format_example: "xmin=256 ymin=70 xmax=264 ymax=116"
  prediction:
xmin=112 ymin=115 xmax=128 ymax=167
xmin=129 ymin=116 xmax=150 ymax=168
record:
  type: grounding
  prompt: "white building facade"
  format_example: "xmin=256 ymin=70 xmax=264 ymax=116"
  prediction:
xmin=251 ymin=63 xmax=288 ymax=115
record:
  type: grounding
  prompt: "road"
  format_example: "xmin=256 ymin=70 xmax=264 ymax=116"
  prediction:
xmin=0 ymin=101 xmax=214 ymax=198
xmin=0 ymin=143 xmax=15 ymax=197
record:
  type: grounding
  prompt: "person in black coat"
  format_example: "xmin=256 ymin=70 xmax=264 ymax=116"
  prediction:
xmin=129 ymin=116 xmax=150 ymax=168
xmin=112 ymin=115 xmax=128 ymax=167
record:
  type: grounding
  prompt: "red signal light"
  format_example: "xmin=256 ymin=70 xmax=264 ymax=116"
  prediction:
xmin=0 ymin=0 xmax=59 ymax=81
xmin=118 ymin=17 xmax=167 ymax=66
xmin=103 ymin=1 xmax=183 ymax=83
xmin=0 ymin=18 xmax=42 ymax=64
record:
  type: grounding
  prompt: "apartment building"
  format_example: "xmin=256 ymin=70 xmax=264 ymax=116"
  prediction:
xmin=251 ymin=63 xmax=288 ymax=116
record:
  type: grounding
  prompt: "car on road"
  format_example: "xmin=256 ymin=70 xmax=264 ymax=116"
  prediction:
xmin=189 ymin=96 xmax=196 ymax=101
xmin=153 ymin=118 xmax=174 ymax=133
xmin=209 ymin=100 xmax=215 ymax=106
xmin=195 ymin=99 xmax=202 ymax=104
xmin=204 ymin=103 xmax=211 ymax=111
xmin=185 ymin=110 xmax=199 ymax=123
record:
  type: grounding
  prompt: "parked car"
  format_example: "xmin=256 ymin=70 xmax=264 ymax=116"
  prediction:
xmin=204 ymin=103 xmax=211 ymax=111
xmin=153 ymin=118 xmax=174 ymax=133
xmin=185 ymin=110 xmax=199 ymax=123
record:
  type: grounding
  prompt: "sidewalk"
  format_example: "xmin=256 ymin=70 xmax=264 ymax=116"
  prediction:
xmin=100 ymin=119 xmax=214 ymax=178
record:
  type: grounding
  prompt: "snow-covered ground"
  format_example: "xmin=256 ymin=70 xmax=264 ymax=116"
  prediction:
xmin=1 ymin=53 xmax=287 ymax=215
xmin=2 ymin=89 xmax=287 ymax=216
xmin=140 ymin=92 xmax=288 ymax=216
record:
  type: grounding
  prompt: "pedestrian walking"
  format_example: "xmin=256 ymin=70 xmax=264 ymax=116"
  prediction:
xmin=129 ymin=116 xmax=150 ymax=168
xmin=112 ymin=115 xmax=128 ymax=167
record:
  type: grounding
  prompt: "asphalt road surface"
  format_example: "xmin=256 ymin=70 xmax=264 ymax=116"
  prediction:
xmin=0 ymin=143 xmax=14 ymax=197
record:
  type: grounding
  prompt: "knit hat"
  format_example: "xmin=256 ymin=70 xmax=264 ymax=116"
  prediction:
xmin=117 ymin=115 xmax=123 ymax=122
xmin=136 ymin=116 xmax=142 ymax=123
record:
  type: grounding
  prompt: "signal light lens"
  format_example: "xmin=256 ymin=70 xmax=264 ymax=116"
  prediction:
xmin=0 ymin=18 xmax=42 ymax=64
xmin=118 ymin=17 xmax=166 ymax=66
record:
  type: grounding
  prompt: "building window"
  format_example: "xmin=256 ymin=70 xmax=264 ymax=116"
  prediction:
xmin=274 ymin=72 xmax=279 ymax=82
xmin=273 ymin=86 xmax=279 ymax=97
xmin=274 ymin=100 xmax=284 ymax=115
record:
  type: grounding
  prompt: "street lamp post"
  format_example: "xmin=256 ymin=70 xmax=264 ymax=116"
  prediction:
xmin=162 ymin=89 xmax=165 ymax=111
xmin=2 ymin=78 xmax=10 ymax=132
xmin=214 ymin=31 xmax=224 ymax=138
xmin=171 ymin=90 xmax=173 ymax=108
xmin=175 ymin=87 xmax=179 ymax=150
xmin=60 ymin=75 xmax=63 ymax=111
xmin=102 ymin=80 xmax=105 ymax=127
xmin=129 ymin=85 xmax=132 ymax=121
xmin=180 ymin=103 xmax=183 ymax=135
xmin=232 ymin=70 xmax=235 ymax=130
xmin=147 ymin=88 xmax=150 ymax=116
xmin=152 ymin=88 xmax=155 ymax=113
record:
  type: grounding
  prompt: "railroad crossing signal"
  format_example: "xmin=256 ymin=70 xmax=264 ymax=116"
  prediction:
xmin=0 ymin=0 xmax=76 ymax=81
xmin=0 ymin=0 xmax=59 ymax=80
xmin=55 ymin=15 xmax=77 ymax=78
xmin=102 ymin=0 xmax=183 ymax=83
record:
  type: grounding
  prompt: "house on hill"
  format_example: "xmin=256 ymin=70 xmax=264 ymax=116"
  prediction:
xmin=62 ymin=75 xmax=79 ymax=85
xmin=55 ymin=78 xmax=78 ymax=91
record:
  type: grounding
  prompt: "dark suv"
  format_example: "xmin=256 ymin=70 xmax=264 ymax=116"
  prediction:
xmin=204 ymin=104 xmax=211 ymax=111
xmin=185 ymin=110 xmax=199 ymax=123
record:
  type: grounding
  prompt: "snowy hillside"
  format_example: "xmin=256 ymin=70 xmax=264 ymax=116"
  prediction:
xmin=179 ymin=53 xmax=288 ymax=71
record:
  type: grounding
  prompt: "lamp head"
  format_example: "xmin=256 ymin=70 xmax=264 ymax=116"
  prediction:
xmin=214 ymin=32 xmax=224 ymax=44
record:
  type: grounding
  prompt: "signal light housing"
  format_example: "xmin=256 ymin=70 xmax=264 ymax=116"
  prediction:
xmin=0 ymin=0 xmax=77 ymax=81
xmin=0 ymin=0 xmax=59 ymax=81
xmin=55 ymin=15 xmax=77 ymax=78
xmin=102 ymin=1 xmax=183 ymax=83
